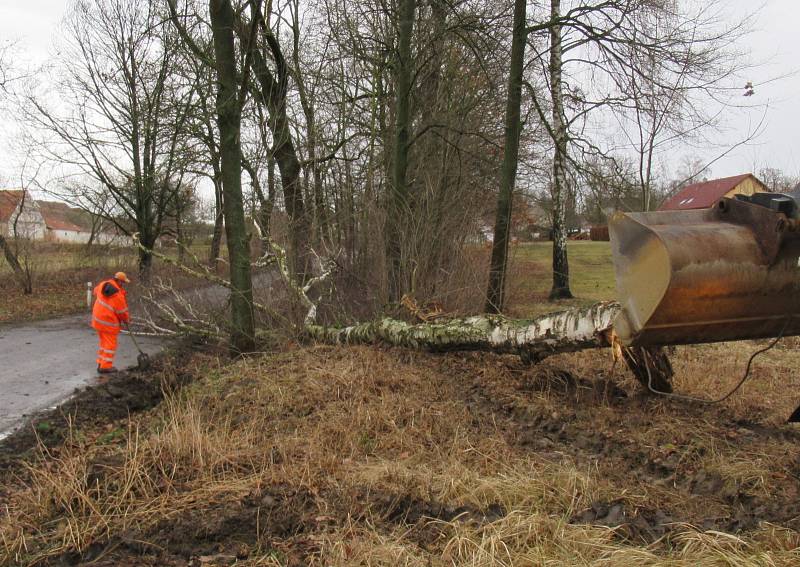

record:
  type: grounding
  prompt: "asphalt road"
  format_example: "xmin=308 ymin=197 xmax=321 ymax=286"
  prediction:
xmin=0 ymin=313 xmax=165 ymax=438
xmin=0 ymin=269 xmax=278 ymax=440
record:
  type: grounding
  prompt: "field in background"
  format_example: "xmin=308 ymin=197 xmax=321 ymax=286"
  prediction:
xmin=506 ymin=240 xmax=615 ymax=316
xmin=0 ymin=244 xmax=134 ymax=323
xmin=0 ymin=242 xmax=212 ymax=324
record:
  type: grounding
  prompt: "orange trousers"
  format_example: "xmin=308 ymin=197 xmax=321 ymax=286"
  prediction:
xmin=96 ymin=331 xmax=119 ymax=369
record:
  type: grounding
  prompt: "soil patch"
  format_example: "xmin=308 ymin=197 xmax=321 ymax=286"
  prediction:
xmin=0 ymin=348 xmax=196 ymax=478
xmin=4 ymin=344 xmax=800 ymax=566
xmin=422 ymin=350 xmax=800 ymax=538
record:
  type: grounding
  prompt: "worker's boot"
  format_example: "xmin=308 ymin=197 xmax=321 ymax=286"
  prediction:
xmin=97 ymin=366 xmax=119 ymax=374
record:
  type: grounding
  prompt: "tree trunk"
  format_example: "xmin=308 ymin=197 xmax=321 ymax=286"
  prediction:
xmin=209 ymin=177 xmax=224 ymax=269
xmin=0 ymin=234 xmax=32 ymax=294
xmin=549 ymin=0 xmax=573 ymax=300
xmin=304 ymin=296 xmax=672 ymax=392
xmin=386 ymin=0 xmax=416 ymax=302
xmin=136 ymin=221 xmax=156 ymax=281
xmin=85 ymin=212 xmax=102 ymax=253
xmin=242 ymin=11 xmax=312 ymax=283
xmin=485 ymin=0 xmax=527 ymax=314
xmin=264 ymin=155 xmax=276 ymax=239
xmin=242 ymin=153 xmax=274 ymax=256
xmin=622 ymin=346 xmax=674 ymax=393
xmin=272 ymin=121 xmax=311 ymax=280
xmin=308 ymin=301 xmax=620 ymax=362
xmin=176 ymin=208 xmax=185 ymax=265
xmin=291 ymin=15 xmax=327 ymax=248
xmin=210 ymin=0 xmax=255 ymax=353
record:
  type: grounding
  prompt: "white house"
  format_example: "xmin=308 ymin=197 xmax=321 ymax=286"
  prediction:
xmin=39 ymin=200 xmax=132 ymax=245
xmin=1 ymin=190 xmax=130 ymax=245
xmin=39 ymin=201 xmax=92 ymax=243
xmin=0 ymin=189 xmax=46 ymax=240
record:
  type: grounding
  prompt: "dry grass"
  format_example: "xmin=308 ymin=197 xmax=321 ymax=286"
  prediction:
xmin=0 ymin=242 xmax=216 ymax=324
xmin=3 ymin=344 xmax=800 ymax=566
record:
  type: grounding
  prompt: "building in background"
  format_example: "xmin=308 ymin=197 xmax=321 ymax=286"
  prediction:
xmin=659 ymin=173 xmax=769 ymax=211
xmin=38 ymin=200 xmax=92 ymax=243
xmin=0 ymin=189 xmax=128 ymax=245
xmin=0 ymin=189 xmax=46 ymax=240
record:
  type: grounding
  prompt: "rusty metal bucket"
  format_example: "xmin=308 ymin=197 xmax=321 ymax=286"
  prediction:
xmin=609 ymin=198 xmax=800 ymax=347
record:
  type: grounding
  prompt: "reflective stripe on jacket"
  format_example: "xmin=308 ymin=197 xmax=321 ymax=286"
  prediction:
xmin=91 ymin=278 xmax=129 ymax=333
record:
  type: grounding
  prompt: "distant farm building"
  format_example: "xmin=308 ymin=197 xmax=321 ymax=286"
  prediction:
xmin=590 ymin=225 xmax=609 ymax=241
xmin=659 ymin=173 xmax=768 ymax=211
xmin=0 ymin=189 xmax=127 ymax=245
xmin=0 ymin=189 xmax=46 ymax=240
xmin=38 ymin=201 xmax=93 ymax=243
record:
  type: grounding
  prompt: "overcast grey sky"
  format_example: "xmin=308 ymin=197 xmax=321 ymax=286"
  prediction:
xmin=0 ymin=0 xmax=798 ymax=185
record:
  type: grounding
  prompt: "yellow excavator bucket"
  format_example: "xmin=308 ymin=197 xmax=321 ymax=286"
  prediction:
xmin=609 ymin=196 xmax=800 ymax=347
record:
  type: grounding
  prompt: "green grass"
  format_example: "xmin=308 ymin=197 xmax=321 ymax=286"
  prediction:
xmin=0 ymin=242 xmax=212 ymax=277
xmin=0 ymin=243 xmax=135 ymax=277
xmin=505 ymin=240 xmax=616 ymax=317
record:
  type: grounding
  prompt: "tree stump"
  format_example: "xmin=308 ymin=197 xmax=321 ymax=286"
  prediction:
xmin=622 ymin=346 xmax=674 ymax=393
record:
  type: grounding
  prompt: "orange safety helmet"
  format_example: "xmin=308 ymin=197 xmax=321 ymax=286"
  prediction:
xmin=114 ymin=271 xmax=131 ymax=283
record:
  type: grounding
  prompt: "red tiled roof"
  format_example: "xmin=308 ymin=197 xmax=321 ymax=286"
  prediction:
xmin=38 ymin=201 xmax=87 ymax=233
xmin=0 ymin=190 xmax=26 ymax=223
xmin=659 ymin=174 xmax=765 ymax=211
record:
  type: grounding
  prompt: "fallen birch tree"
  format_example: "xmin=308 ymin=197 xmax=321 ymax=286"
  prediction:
xmin=134 ymin=236 xmax=674 ymax=392
xmin=304 ymin=306 xmax=673 ymax=392
xmin=307 ymin=302 xmax=620 ymax=361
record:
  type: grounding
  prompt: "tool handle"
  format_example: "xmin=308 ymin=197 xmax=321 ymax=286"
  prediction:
xmin=124 ymin=321 xmax=145 ymax=354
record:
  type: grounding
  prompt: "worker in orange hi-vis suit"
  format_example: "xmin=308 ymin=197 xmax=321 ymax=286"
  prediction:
xmin=91 ymin=271 xmax=131 ymax=374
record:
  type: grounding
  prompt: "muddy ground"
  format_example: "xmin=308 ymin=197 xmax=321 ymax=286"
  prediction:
xmin=0 ymin=349 xmax=197 ymax=480
xmin=2 ymin=343 xmax=800 ymax=566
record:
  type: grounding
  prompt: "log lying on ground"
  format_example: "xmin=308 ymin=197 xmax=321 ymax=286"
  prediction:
xmin=307 ymin=301 xmax=621 ymax=362
xmin=133 ymin=236 xmax=674 ymax=393
xmin=307 ymin=299 xmax=675 ymax=391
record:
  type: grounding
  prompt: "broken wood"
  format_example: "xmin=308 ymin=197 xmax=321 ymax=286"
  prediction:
xmin=621 ymin=346 xmax=675 ymax=393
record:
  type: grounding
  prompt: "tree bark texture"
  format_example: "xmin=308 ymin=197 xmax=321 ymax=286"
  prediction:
xmin=209 ymin=0 xmax=256 ymax=353
xmin=0 ymin=234 xmax=31 ymax=294
xmin=386 ymin=0 xmax=416 ymax=302
xmin=244 ymin=14 xmax=312 ymax=282
xmin=306 ymin=300 xmax=673 ymax=391
xmin=622 ymin=346 xmax=674 ymax=393
xmin=308 ymin=302 xmax=620 ymax=361
xmin=209 ymin=177 xmax=224 ymax=268
xmin=486 ymin=0 xmax=527 ymax=314
xmin=549 ymin=0 xmax=573 ymax=300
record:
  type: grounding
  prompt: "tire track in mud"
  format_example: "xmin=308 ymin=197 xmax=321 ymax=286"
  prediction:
xmin=432 ymin=352 xmax=800 ymax=540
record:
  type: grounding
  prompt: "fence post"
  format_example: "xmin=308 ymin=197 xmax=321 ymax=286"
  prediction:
xmin=87 ymin=282 xmax=92 ymax=309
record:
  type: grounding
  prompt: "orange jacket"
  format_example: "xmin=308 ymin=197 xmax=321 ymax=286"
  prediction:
xmin=91 ymin=278 xmax=129 ymax=333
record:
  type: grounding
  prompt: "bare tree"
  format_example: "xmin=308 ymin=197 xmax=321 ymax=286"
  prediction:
xmin=208 ymin=0 xmax=256 ymax=351
xmin=757 ymin=167 xmax=799 ymax=194
xmin=385 ymin=0 xmax=416 ymax=302
xmin=516 ymin=0 xmax=754 ymax=299
xmin=0 ymin=189 xmax=40 ymax=294
xmin=19 ymin=0 xmax=195 ymax=278
xmin=546 ymin=0 xmax=572 ymax=299
xmin=486 ymin=0 xmax=527 ymax=313
xmin=240 ymin=1 xmax=313 ymax=281
xmin=167 ymin=0 xmax=258 ymax=352
xmin=611 ymin=2 xmax=752 ymax=212
xmin=0 ymin=41 xmax=17 ymax=92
